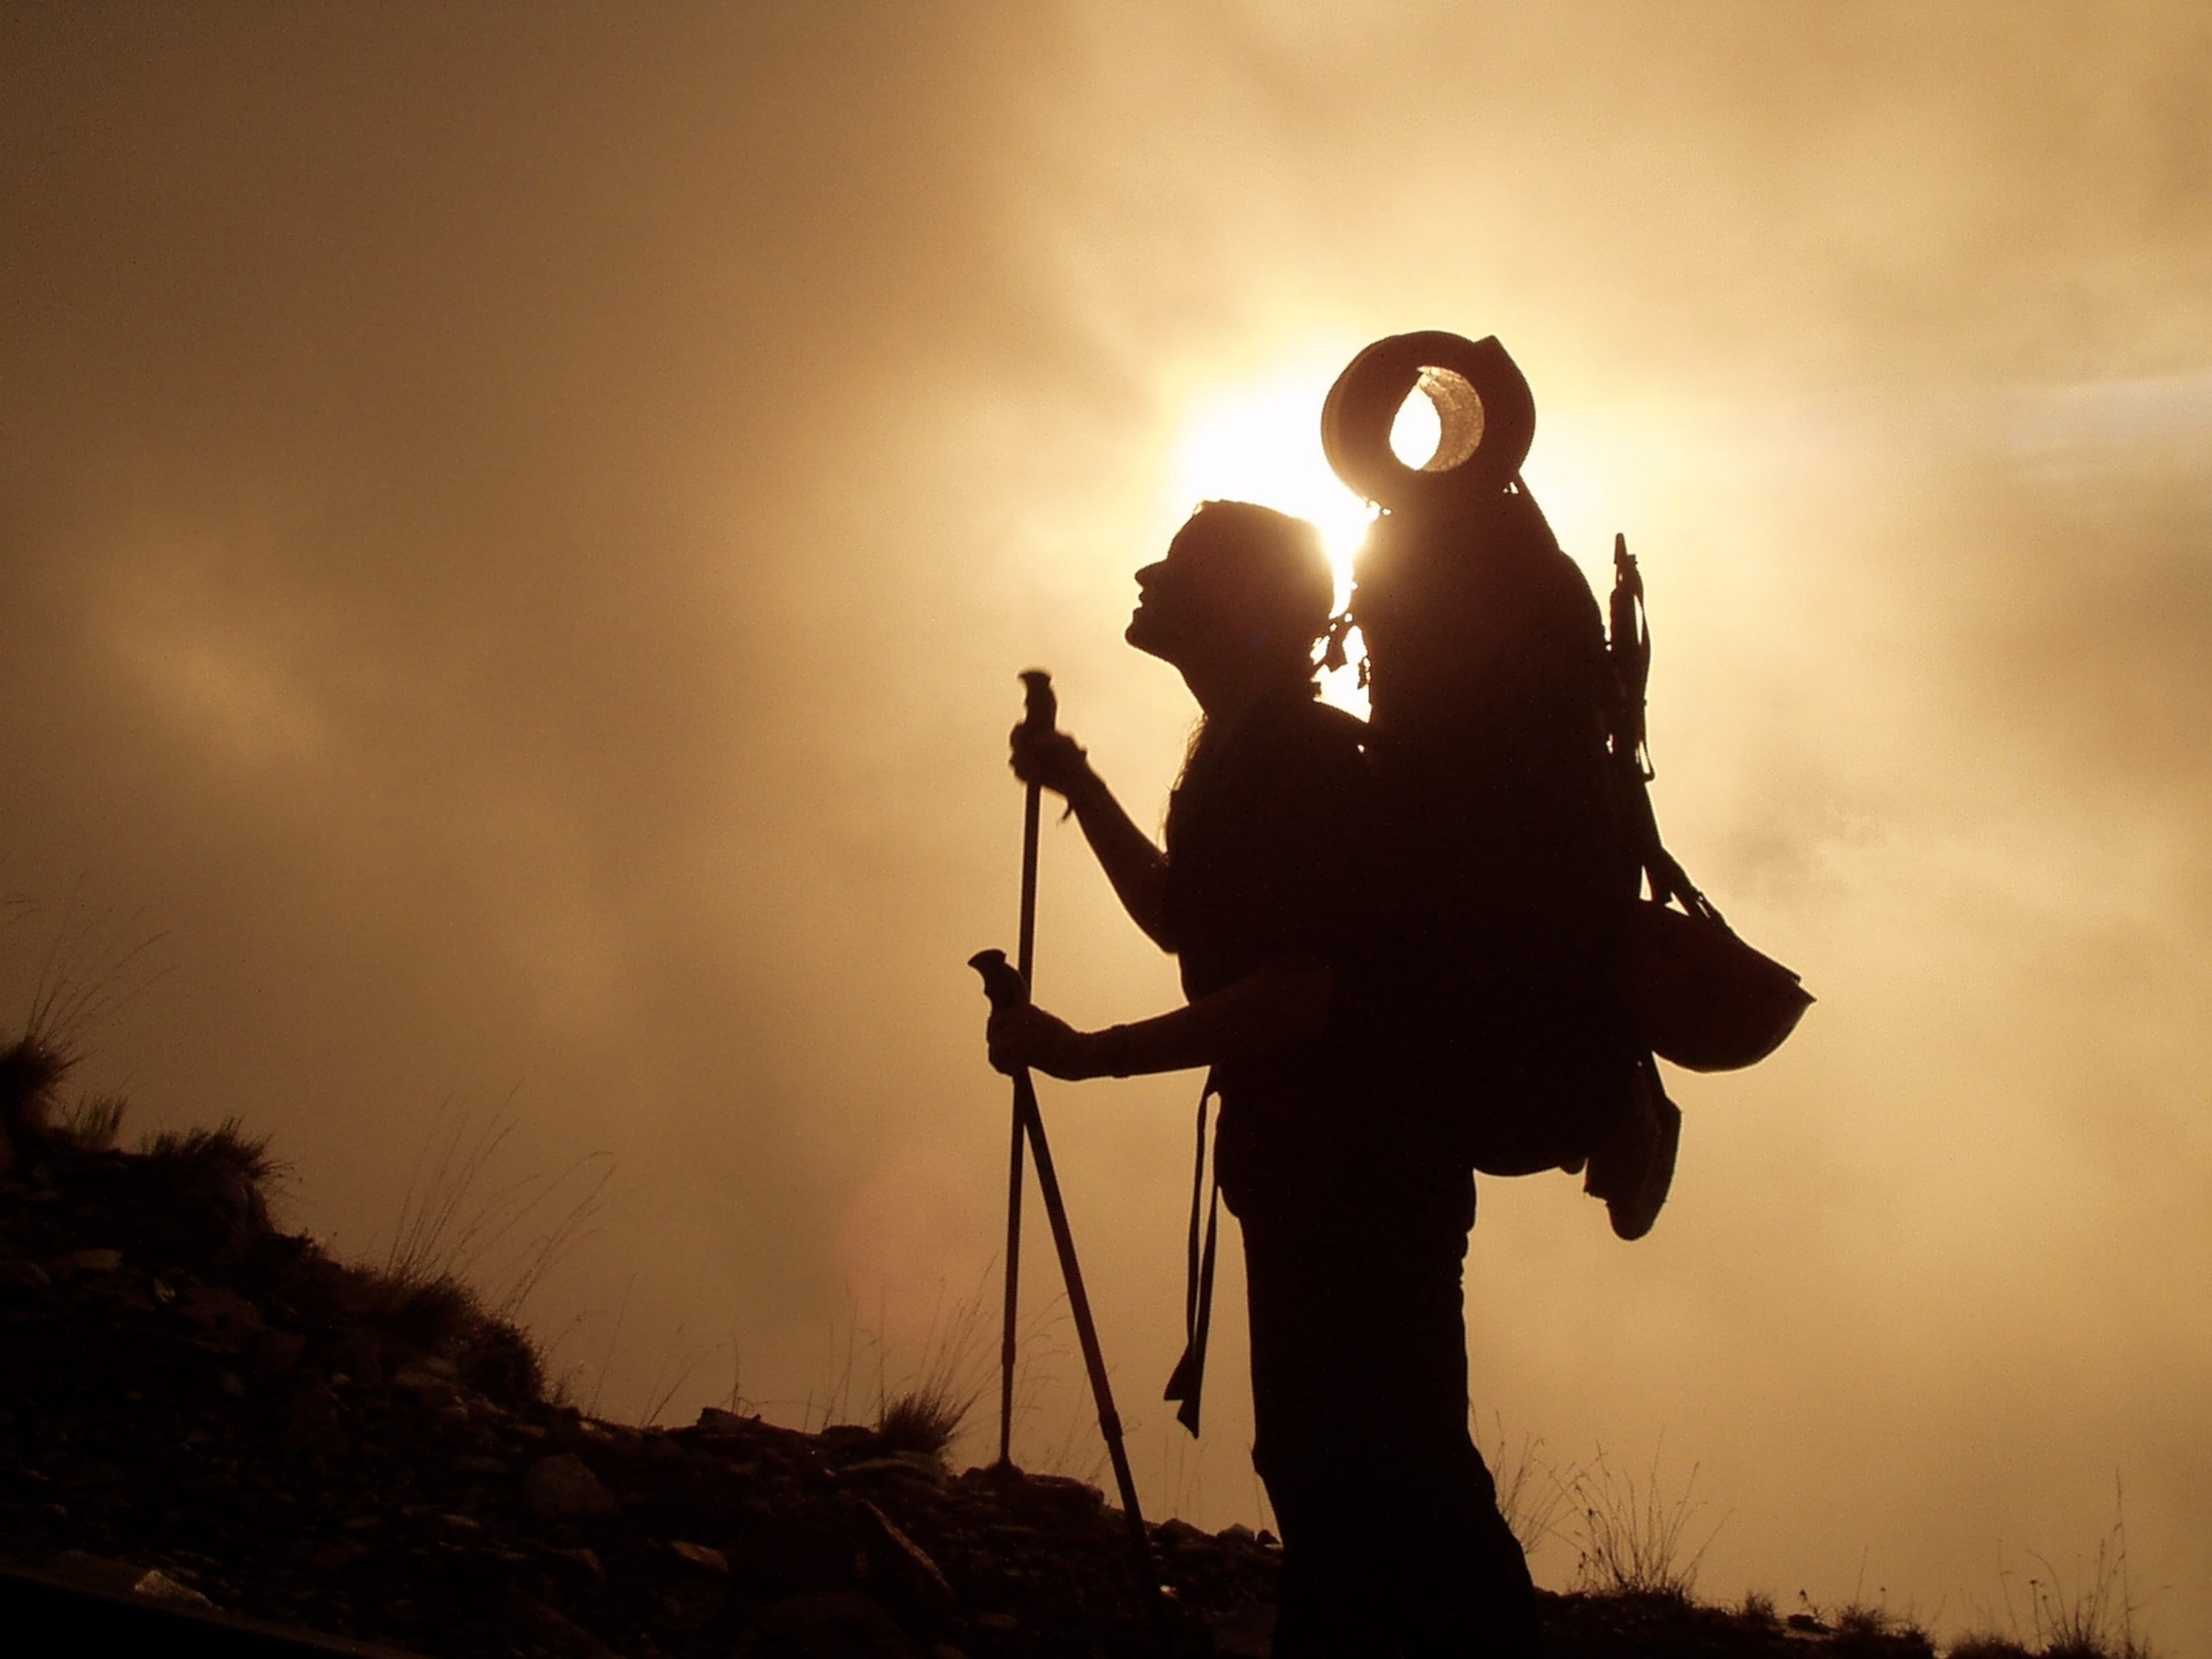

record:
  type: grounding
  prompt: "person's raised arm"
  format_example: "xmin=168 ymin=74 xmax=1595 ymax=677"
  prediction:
xmin=1009 ymin=724 xmax=1174 ymax=950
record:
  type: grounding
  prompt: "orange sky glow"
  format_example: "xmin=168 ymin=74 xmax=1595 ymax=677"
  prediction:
xmin=4 ymin=4 xmax=2209 ymax=1646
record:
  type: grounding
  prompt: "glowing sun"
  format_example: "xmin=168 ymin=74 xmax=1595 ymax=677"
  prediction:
xmin=1168 ymin=362 xmax=1465 ymax=713
xmin=1168 ymin=373 xmax=1373 ymax=605
xmin=1166 ymin=366 xmax=1460 ymax=605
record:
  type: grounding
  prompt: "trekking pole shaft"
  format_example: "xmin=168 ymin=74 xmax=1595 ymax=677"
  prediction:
xmin=1014 ymin=667 xmax=1055 ymax=986
xmin=1013 ymin=1069 xmax=1159 ymax=1593
xmin=972 ymin=949 xmax=1163 ymax=1628
xmin=998 ymin=671 xmax=1056 ymax=1470
xmin=1020 ymin=786 xmax=1041 ymax=978
xmin=998 ymin=1068 xmax=1024 ymax=1468
xmin=999 ymin=783 xmax=1038 ymax=1470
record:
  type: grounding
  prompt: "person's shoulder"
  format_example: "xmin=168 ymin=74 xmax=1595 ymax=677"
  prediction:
xmin=1252 ymin=690 xmax=1366 ymax=753
xmin=1241 ymin=693 xmax=1369 ymax=805
xmin=1285 ymin=699 xmax=1368 ymax=787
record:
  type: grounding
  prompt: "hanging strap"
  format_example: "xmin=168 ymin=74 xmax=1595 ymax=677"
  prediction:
xmin=1609 ymin=531 xmax=1654 ymax=784
xmin=1161 ymin=1071 xmax=1222 ymax=1437
xmin=1608 ymin=532 xmax=1728 ymax=929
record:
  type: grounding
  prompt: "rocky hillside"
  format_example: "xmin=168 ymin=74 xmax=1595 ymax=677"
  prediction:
xmin=0 ymin=1040 xmax=1945 ymax=1658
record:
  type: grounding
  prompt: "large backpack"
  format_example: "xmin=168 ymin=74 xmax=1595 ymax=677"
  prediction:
xmin=1320 ymin=332 xmax=1811 ymax=1187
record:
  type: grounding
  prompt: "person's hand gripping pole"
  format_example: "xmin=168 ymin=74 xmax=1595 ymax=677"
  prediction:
xmin=998 ymin=668 xmax=1054 ymax=1471
xmin=969 ymin=947 xmax=1158 ymax=1605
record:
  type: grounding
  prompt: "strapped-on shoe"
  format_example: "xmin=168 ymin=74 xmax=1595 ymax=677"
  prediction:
xmin=1583 ymin=1058 xmax=1681 ymax=1242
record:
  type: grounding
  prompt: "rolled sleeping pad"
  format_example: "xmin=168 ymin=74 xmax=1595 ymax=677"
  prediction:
xmin=1321 ymin=331 xmax=1537 ymax=512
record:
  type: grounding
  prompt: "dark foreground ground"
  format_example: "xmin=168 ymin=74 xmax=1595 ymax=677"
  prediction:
xmin=0 ymin=1106 xmax=1938 ymax=1658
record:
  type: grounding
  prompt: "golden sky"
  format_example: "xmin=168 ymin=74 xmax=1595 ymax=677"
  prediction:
xmin=5 ymin=3 xmax=2208 ymax=1643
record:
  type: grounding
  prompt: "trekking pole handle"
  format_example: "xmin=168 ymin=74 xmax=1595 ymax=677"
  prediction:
xmin=969 ymin=949 xmax=1031 ymax=1014
xmin=1018 ymin=668 xmax=1056 ymax=736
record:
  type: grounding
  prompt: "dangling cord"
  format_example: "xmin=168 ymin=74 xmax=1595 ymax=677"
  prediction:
xmin=1161 ymin=1073 xmax=1222 ymax=1437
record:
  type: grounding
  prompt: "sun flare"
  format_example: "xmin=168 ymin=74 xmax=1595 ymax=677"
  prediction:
xmin=1167 ymin=373 xmax=1377 ymax=606
xmin=1166 ymin=365 xmax=1474 ymax=712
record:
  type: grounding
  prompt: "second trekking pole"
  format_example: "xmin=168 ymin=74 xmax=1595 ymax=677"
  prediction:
xmin=998 ymin=668 xmax=1053 ymax=1469
xmin=971 ymin=948 xmax=1161 ymax=1620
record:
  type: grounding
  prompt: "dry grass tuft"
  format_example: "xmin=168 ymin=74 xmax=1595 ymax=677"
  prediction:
xmin=357 ymin=1096 xmax=613 ymax=1411
xmin=877 ymin=1380 xmax=974 ymax=1461
xmin=13 ymin=889 xmax=167 ymax=1079
xmin=1559 ymin=1442 xmax=1724 ymax=1600
xmin=143 ymin=1117 xmax=285 ymax=1185
xmin=1476 ymin=1416 xmax=1575 ymax=1566
xmin=315 ymin=1256 xmax=548 ymax=1408
xmin=870 ymin=1283 xmax=989 ymax=1464
xmin=1963 ymin=1482 xmax=2161 ymax=1659
xmin=1836 ymin=1601 xmax=1930 ymax=1647
xmin=4 ymin=895 xmax=162 ymax=1158
xmin=0 ymin=1036 xmax=70 ymax=1135
xmin=1941 ymin=1481 xmax=2159 ymax=1659
xmin=383 ymin=1094 xmax=612 ymax=1323
xmin=55 ymin=1091 xmax=129 ymax=1152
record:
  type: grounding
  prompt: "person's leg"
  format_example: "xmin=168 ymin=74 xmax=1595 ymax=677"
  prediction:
xmin=1242 ymin=1209 xmax=1377 ymax=1656
xmin=1243 ymin=1184 xmax=1539 ymax=1657
xmin=1372 ymin=1199 xmax=1540 ymax=1655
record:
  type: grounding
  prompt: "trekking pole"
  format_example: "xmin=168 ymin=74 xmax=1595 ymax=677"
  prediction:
xmin=969 ymin=948 xmax=1163 ymax=1616
xmin=998 ymin=669 xmax=1054 ymax=1469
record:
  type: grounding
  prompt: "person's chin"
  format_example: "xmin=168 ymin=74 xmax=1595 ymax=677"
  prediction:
xmin=1125 ymin=611 xmax=1171 ymax=660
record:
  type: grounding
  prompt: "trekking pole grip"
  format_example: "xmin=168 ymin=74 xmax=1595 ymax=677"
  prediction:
xmin=969 ymin=949 xmax=1031 ymax=1014
xmin=1018 ymin=668 xmax=1056 ymax=736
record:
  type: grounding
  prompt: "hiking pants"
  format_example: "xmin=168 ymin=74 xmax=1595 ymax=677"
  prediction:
xmin=1238 ymin=1176 xmax=1540 ymax=1658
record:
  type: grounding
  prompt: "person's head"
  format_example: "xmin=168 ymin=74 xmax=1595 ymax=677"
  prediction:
xmin=1126 ymin=501 xmax=1335 ymax=694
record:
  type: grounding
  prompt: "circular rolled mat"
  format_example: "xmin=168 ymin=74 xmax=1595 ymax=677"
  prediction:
xmin=1321 ymin=331 xmax=1536 ymax=512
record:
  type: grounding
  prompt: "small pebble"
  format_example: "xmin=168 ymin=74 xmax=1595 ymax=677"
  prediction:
xmin=670 ymin=1540 xmax=728 ymax=1574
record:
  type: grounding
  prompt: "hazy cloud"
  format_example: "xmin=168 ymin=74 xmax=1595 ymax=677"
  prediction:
xmin=5 ymin=3 xmax=2208 ymax=1642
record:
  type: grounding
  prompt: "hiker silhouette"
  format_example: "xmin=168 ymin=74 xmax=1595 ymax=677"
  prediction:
xmin=987 ymin=499 xmax=1547 ymax=1656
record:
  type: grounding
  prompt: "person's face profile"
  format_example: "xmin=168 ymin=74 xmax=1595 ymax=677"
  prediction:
xmin=1126 ymin=520 xmax=1236 ymax=663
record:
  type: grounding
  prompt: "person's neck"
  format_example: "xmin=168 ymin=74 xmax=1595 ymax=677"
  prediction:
xmin=1177 ymin=655 xmax=1302 ymax=725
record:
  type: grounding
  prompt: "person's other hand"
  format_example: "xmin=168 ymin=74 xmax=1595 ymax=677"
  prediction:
xmin=1007 ymin=725 xmax=1092 ymax=802
xmin=986 ymin=1003 xmax=1098 ymax=1081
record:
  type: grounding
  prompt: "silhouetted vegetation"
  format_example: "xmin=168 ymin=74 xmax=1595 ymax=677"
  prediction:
xmin=1560 ymin=1444 xmax=1723 ymax=1600
xmin=873 ymin=1286 xmax=989 ymax=1465
xmin=876 ymin=1381 xmax=974 ymax=1462
xmin=0 ymin=998 xmax=2166 ymax=1657
xmin=52 ymin=1090 xmax=127 ymax=1152
xmin=1946 ymin=1495 xmax=2156 ymax=1659
xmin=143 ymin=1116 xmax=284 ymax=1185
xmin=382 ymin=1094 xmax=612 ymax=1325
xmin=1 ymin=1021 xmax=551 ymax=1414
